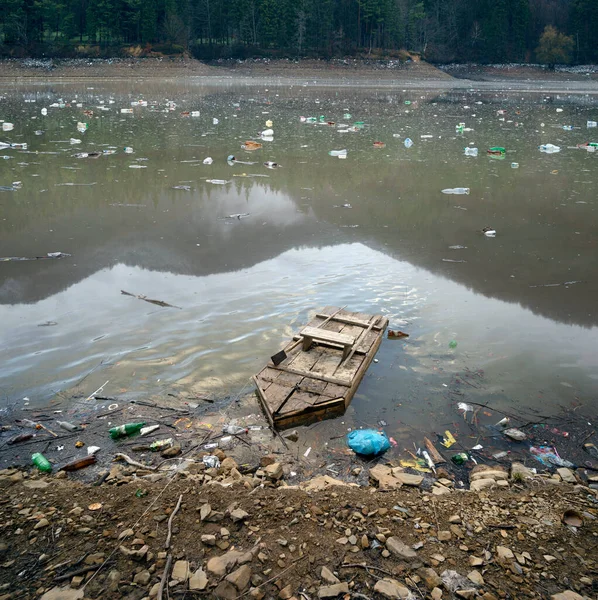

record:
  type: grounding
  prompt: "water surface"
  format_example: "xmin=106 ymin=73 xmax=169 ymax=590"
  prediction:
xmin=1 ymin=80 xmax=597 ymax=442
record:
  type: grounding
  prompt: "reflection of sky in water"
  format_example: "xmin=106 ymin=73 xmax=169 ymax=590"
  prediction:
xmin=1 ymin=244 xmax=596 ymax=433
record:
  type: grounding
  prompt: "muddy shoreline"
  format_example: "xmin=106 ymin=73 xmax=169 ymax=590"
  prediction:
xmin=0 ymin=451 xmax=596 ymax=600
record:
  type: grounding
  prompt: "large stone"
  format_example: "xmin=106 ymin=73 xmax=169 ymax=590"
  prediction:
xmin=220 ymin=457 xmax=238 ymax=471
xmin=207 ymin=549 xmax=254 ymax=577
xmin=39 ymin=586 xmax=84 ymax=600
xmin=106 ymin=569 xmax=121 ymax=592
xmin=370 ymin=465 xmax=401 ymax=490
xmin=496 ymin=546 xmax=514 ymax=561
xmin=467 ymin=570 xmax=484 ymax=586
xmin=133 ymin=570 xmax=151 ymax=585
xmin=320 ymin=566 xmax=340 ymax=584
xmin=470 ymin=478 xmax=497 ymax=491
xmin=374 ymin=578 xmax=411 ymax=599
xmin=469 ymin=464 xmax=508 ymax=482
xmin=550 ymin=592 xmax=584 ymax=600
xmin=263 ymin=463 xmax=283 ymax=480
xmin=391 ymin=470 xmax=424 ymax=486
xmin=301 ymin=476 xmax=353 ymax=492
xmin=199 ymin=504 xmax=212 ymax=521
xmin=510 ymin=462 xmax=535 ymax=480
xmin=189 ymin=569 xmax=208 ymax=591
xmin=419 ymin=568 xmax=442 ymax=590
xmin=23 ymin=480 xmax=50 ymax=489
xmin=557 ymin=468 xmax=576 ymax=484
xmin=172 ymin=560 xmax=190 ymax=582
xmin=386 ymin=537 xmax=417 ymax=560
xmin=317 ymin=583 xmax=350 ymax=598
xmin=230 ymin=508 xmax=250 ymax=523
xmin=226 ymin=565 xmax=252 ymax=591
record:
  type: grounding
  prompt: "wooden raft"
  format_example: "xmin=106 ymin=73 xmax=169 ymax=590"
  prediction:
xmin=253 ymin=306 xmax=389 ymax=430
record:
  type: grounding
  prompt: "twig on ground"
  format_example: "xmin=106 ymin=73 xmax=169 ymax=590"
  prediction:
xmin=157 ymin=554 xmax=173 ymax=600
xmin=165 ymin=494 xmax=183 ymax=549
xmin=234 ymin=555 xmax=307 ymax=599
xmin=340 ymin=563 xmax=394 ymax=577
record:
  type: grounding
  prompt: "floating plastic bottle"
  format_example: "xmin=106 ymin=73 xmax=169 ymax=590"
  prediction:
xmin=57 ymin=421 xmax=78 ymax=432
xmin=587 ymin=121 xmax=597 ymax=128
xmin=124 ymin=147 xmax=134 ymax=154
xmin=32 ymin=452 xmax=52 ymax=473
xmin=343 ymin=113 xmax=352 ymax=119
xmin=452 ymin=452 xmax=468 ymax=465
xmin=404 ymin=138 xmax=413 ymax=148
xmin=511 ymin=162 xmax=519 ymax=169
xmin=109 ymin=422 xmax=146 ymax=440
xmin=441 ymin=188 xmax=470 ymax=195
xmin=455 ymin=123 xmax=465 ymax=134
xmin=562 ymin=125 xmax=574 ymax=131
xmin=2 ymin=123 xmax=14 ymax=131
xmin=260 ymin=128 xmax=274 ymax=137
xmin=464 ymin=147 xmax=478 ymax=156
xmin=487 ymin=146 xmax=505 ymax=155
xmin=150 ymin=438 xmax=173 ymax=451
xmin=41 ymin=108 xmax=48 ymax=116
xmin=223 ymin=424 xmax=248 ymax=435
xmin=328 ymin=149 xmax=348 ymax=157
xmin=539 ymin=143 xmax=560 ymax=153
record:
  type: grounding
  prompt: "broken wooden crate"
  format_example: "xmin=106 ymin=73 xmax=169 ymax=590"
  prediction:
xmin=253 ymin=306 xmax=389 ymax=430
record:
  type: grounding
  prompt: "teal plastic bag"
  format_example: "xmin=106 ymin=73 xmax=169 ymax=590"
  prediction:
xmin=346 ymin=429 xmax=391 ymax=456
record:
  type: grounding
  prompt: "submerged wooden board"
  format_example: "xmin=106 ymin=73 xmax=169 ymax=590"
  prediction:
xmin=254 ymin=306 xmax=389 ymax=429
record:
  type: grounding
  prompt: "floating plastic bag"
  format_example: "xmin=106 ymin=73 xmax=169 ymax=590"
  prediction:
xmin=346 ymin=429 xmax=390 ymax=456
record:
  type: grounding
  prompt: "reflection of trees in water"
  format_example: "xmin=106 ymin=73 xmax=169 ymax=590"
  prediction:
xmin=1 ymin=86 xmax=597 ymax=328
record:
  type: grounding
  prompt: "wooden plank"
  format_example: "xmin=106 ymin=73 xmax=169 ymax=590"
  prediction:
xmin=273 ymin=396 xmax=346 ymax=429
xmin=341 ymin=321 xmax=386 ymax=409
xmin=315 ymin=313 xmax=385 ymax=330
xmin=424 ymin=437 xmax=446 ymax=465
xmin=336 ymin=316 xmax=380 ymax=371
xmin=252 ymin=375 xmax=276 ymax=431
xmin=300 ymin=326 xmax=355 ymax=346
xmin=311 ymin=347 xmax=344 ymax=376
xmin=323 ymin=382 xmax=348 ymax=398
xmin=270 ymin=364 xmax=351 ymax=387
xmin=288 ymin=345 xmax=323 ymax=370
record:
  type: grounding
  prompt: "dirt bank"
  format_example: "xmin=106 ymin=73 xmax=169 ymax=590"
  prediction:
xmin=0 ymin=456 xmax=596 ymax=600
xmin=0 ymin=57 xmax=594 ymax=83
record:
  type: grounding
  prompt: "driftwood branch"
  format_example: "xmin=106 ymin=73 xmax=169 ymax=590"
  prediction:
xmin=114 ymin=453 xmax=157 ymax=471
xmin=165 ymin=494 xmax=183 ymax=549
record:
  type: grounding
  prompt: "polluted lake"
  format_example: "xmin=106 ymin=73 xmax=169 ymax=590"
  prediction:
xmin=0 ymin=80 xmax=597 ymax=491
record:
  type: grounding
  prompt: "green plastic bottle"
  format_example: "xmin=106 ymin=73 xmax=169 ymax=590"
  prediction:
xmin=109 ymin=422 xmax=146 ymax=440
xmin=452 ymin=452 xmax=468 ymax=465
xmin=32 ymin=452 xmax=52 ymax=473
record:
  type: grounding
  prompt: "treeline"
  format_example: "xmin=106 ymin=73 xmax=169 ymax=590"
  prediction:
xmin=0 ymin=0 xmax=596 ymax=64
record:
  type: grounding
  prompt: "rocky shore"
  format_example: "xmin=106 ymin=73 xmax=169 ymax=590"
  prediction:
xmin=0 ymin=447 xmax=596 ymax=600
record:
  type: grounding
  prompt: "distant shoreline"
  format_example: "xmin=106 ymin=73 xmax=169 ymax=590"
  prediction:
xmin=1 ymin=58 xmax=598 ymax=93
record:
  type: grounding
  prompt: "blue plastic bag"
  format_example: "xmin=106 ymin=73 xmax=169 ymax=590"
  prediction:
xmin=346 ymin=429 xmax=391 ymax=456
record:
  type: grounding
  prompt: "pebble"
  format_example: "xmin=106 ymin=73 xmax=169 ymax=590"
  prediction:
xmin=318 ymin=583 xmax=349 ymax=598
xmin=320 ymin=566 xmax=340 ymax=584
xmin=373 ymin=578 xmax=411 ymax=599
xmin=34 ymin=518 xmax=49 ymax=530
xmin=386 ymin=537 xmax=417 ymax=559
xmin=171 ymin=560 xmax=190 ymax=582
